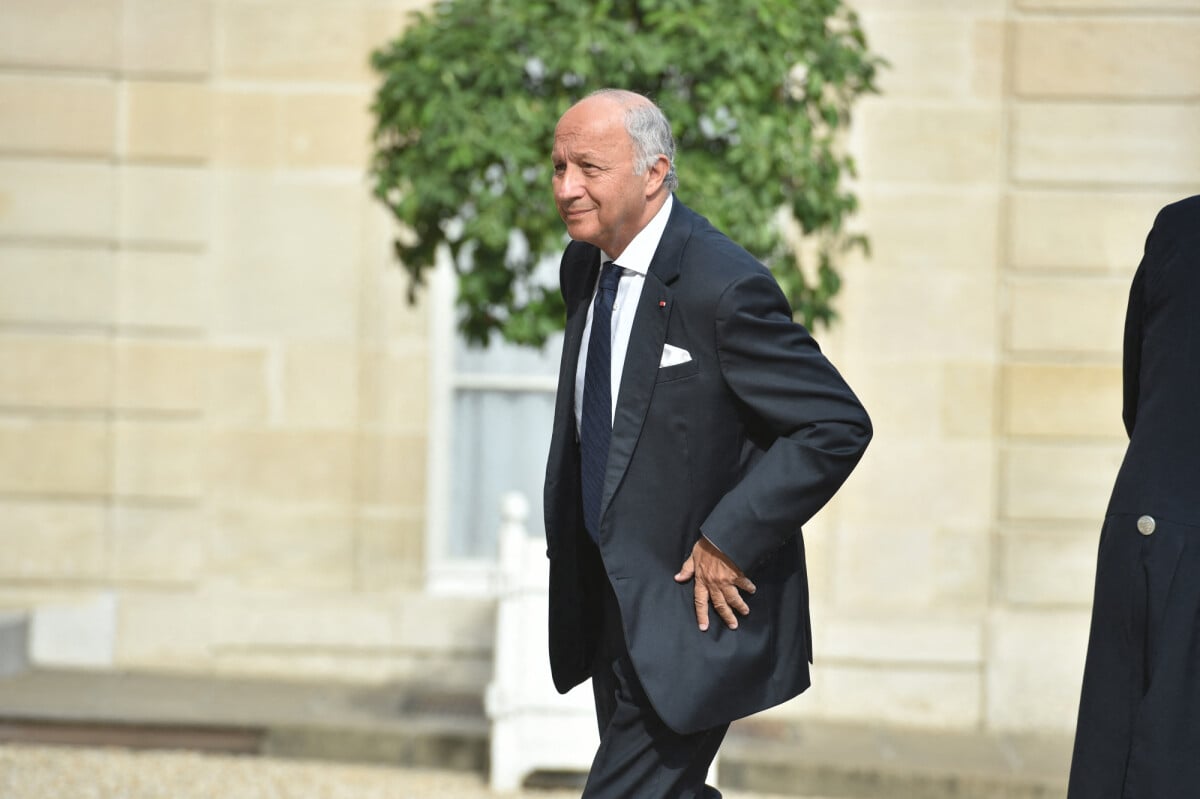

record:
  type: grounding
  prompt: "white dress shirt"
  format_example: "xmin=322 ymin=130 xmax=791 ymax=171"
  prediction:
xmin=574 ymin=194 xmax=674 ymax=434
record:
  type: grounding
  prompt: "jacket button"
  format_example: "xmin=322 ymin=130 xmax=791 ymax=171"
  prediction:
xmin=1137 ymin=515 xmax=1156 ymax=536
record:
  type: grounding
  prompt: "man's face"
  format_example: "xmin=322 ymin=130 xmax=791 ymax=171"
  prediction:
xmin=552 ymin=97 xmax=657 ymax=258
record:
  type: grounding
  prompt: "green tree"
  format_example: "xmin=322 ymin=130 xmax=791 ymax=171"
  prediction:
xmin=370 ymin=0 xmax=883 ymax=347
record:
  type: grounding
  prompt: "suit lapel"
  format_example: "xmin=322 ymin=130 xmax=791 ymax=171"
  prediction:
xmin=599 ymin=202 xmax=690 ymax=523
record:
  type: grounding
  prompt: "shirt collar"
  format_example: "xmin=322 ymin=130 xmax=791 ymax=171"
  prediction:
xmin=600 ymin=194 xmax=674 ymax=277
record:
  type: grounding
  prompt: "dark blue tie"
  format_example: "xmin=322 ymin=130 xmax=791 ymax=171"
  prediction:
xmin=580 ymin=261 xmax=623 ymax=544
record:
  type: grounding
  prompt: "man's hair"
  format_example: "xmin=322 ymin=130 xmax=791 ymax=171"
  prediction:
xmin=588 ymin=89 xmax=678 ymax=192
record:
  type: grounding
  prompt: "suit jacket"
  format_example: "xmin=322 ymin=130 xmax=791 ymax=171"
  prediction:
xmin=543 ymin=199 xmax=872 ymax=734
xmin=1069 ymin=194 xmax=1200 ymax=798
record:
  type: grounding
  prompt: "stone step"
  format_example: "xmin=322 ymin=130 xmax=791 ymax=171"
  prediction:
xmin=0 ymin=613 xmax=30 ymax=678
xmin=0 ymin=669 xmax=1070 ymax=798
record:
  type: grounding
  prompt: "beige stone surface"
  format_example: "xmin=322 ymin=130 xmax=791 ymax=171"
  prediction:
xmin=0 ymin=335 xmax=112 ymax=410
xmin=282 ymin=92 xmax=373 ymax=169
xmin=0 ymin=75 xmax=117 ymax=157
xmin=116 ymin=589 xmax=215 ymax=666
xmin=1003 ymin=363 xmax=1122 ymax=439
xmin=207 ymin=507 xmax=356 ymax=591
xmin=816 ymin=615 xmax=984 ymax=665
xmin=0 ymin=500 xmax=107 ymax=578
xmin=355 ymin=510 xmax=425 ymax=591
xmin=122 ymin=0 xmax=214 ymax=76
xmin=355 ymin=432 xmax=428 ymax=509
xmin=855 ymin=100 xmax=1003 ymax=183
xmin=113 ymin=419 xmax=205 ymax=500
xmin=125 ymin=81 xmax=213 ymax=162
xmin=806 ymin=661 xmax=983 ymax=728
xmin=854 ymin=187 xmax=1001 ymax=271
xmin=282 ymin=343 xmax=360 ymax=428
xmin=358 ymin=349 xmax=429 ymax=431
xmin=1002 ymin=443 xmax=1125 ymax=522
xmin=114 ymin=338 xmax=206 ymax=413
xmin=1014 ymin=19 xmax=1200 ymax=99
xmin=1013 ymin=102 xmax=1200 ymax=186
xmin=212 ymin=90 xmax=281 ymax=168
xmin=111 ymin=504 xmax=208 ymax=583
xmin=218 ymin=2 xmax=378 ymax=82
xmin=0 ymin=419 xmax=110 ymax=496
xmin=862 ymin=14 xmax=1001 ymax=100
xmin=207 ymin=429 xmax=357 ymax=506
xmin=986 ymin=610 xmax=1090 ymax=732
xmin=0 ymin=159 xmax=116 ymax=241
xmin=1008 ymin=190 xmax=1169 ymax=272
xmin=0 ymin=0 xmax=119 ymax=70
xmin=1018 ymin=0 xmax=1200 ymax=8
xmin=1008 ymin=277 xmax=1128 ymax=355
xmin=118 ymin=250 xmax=209 ymax=330
xmin=0 ymin=246 xmax=116 ymax=326
xmin=204 ymin=346 xmax=271 ymax=425
xmin=942 ymin=361 xmax=996 ymax=438
xmin=120 ymin=165 xmax=211 ymax=245
xmin=998 ymin=527 xmax=1097 ymax=606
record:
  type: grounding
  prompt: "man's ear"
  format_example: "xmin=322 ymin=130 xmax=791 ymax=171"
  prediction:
xmin=644 ymin=154 xmax=670 ymax=197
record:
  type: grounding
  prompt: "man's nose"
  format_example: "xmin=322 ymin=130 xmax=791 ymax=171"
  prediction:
xmin=555 ymin=166 xmax=584 ymax=199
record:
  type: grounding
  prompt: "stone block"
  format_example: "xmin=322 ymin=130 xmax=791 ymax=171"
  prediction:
xmin=816 ymin=615 xmax=984 ymax=665
xmin=207 ymin=429 xmax=356 ymax=505
xmin=355 ymin=510 xmax=425 ymax=591
xmin=282 ymin=91 xmax=373 ymax=169
xmin=0 ymin=419 xmax=109 ymax=496
xmin=204 ymin=346 xmax=270 ymax=424
xmin=854 ymin=187 xmax=1001 ymax=272
xmin=806 ymin=661 xmax=982 ymax=728
xmin=942 ymin=361 xmax=996 ymax=438
xmin=999 ymin=526 xmax=1097 ymax=606
xmin=114 ymin=338 xmax=205 ymax=412
xmin=1013 ymin=103 xmax=1200 ymax=186
xmin=837 ymin=361 xmax=943 ymax=439
xmin=357 ymin=432 xmax=427 ymax=509
xmin=986 ymin=610 xmax=1090 ymax=732
xmin=934 ymin=525 xmax=992 ymax=608
xmin=1008 ymin=190 xmax=1171 ymax=273
xmin=860 ymin=15 xmax=996 ymax=99
xmin=120 ymin=164 xmax=211 ymax=245
xmin=115 ymin=591 xmax=214 ymax=667
xmin=219 ymin=3 xmax=375 ymax=82
xmin=210 ymin=591 xmax=391 ymax=648
xmin=0 ymin=246 xmax=116 ymax=326
xmin=0 ymin=159 xmax=116 ymax=241
xmin=833 ymin=524 xmax=938 ymax=609
xmin=118 ymin=249 xmax=209 ymax=330
xmin=1014 ymin=19 xmax=1200 ymax=99
xmin=125 ymin=80 xmax=212 ymax=162
xmin=1008 ymin=277 xmax=1128 ymax=355
xmin=0 ymin=75 xmax=116 ymax=157
xmin=111 ymin=504 xmax=207 ymax=583
xmin=1002 ymin=443 xmax=1125 ymax=522
xmin=0 ymin=0 xmax=119 ymax=70
xmin=282 ymin=343 xmax=360 ymax=428
xmin=841 ymin=270 xmax=996 ymax=363
xmin=359 ymin=349 xmax=429 ymax=431
xmin=122 ymin=0 xmax=213 ymax=76
xmin=1017 ymin=0 xmax=1199 ymax=8
xmin=837 ymin=440 xmax=993 ymax=528
xmin=212 ymin=90 xmax=281 ymax=169
xmin=0 ymin=500 xmax=107 ymax=578
xmin=113 ymin=419 xmax=204 ymax=500
xmin=211 ymin=174 xmax=363 ymax=340
xmin=1003 ymin=363 xmax=1122 ymax=439
xmin=0 ymin=335 xmax=112 ymax=409
xmin=208 ymin=507 xmax=356 ymax=591
xmin=30 ymin=592 xmax=117 ymax=668
xmin=852 ymin=0 xmax=1004 ymax=11
xmin=854 ymin=100 xmax=1003 ymax=184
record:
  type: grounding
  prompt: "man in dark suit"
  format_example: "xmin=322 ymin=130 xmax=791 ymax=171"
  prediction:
xmin=543 ymin=89 xmax=872 ymax=798
xmin=1068 ymin=194 xmax=1200 ymax=798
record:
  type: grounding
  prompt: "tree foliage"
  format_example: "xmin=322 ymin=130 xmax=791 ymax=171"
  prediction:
xmin=370 ymin=0 xmax=883 ymax=347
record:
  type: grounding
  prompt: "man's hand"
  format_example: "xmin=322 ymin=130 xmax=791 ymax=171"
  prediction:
xmin=674 ymin=537 xmax=756 ymax=631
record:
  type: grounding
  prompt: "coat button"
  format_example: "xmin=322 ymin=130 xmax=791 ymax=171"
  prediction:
xmin=1137 ymin=515 xmax=1156 ymax=536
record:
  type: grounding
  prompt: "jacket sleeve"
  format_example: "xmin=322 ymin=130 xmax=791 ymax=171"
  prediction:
xmin=699 ymin=271 xmax=872 ymax=571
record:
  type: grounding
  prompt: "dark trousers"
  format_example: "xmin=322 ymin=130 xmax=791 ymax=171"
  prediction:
xmin=582 ymin=575 xmax=727 ymax=799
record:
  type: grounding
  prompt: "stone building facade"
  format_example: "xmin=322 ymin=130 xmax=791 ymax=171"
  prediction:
xmin=1 ymin=0 xmax=1197 ymax=738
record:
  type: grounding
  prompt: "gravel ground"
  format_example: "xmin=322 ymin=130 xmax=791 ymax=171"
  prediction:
xmin=0 ymin=744 xmax=823 ymax=799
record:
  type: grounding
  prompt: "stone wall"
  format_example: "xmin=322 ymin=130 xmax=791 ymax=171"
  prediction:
xmin=0 ymin=0 xmax=495 ymax=683
xmin=788 ymin=0 xmax=1200 ymax=735
xmin=1 ymin=0 xmax=1198 ymax=737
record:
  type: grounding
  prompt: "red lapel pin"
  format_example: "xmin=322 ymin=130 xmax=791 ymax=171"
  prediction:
xmin=658 ymin=300 xmax=667 ymax=308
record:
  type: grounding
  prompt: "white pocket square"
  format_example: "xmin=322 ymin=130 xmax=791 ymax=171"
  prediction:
xmin=660 ymin=343 xmax=692 ymax=368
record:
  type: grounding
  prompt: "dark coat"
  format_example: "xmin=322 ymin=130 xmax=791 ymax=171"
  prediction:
xmin=1069 ymin=194 xmax=1200 ymax=798
xmin=542 ymin=199 xmax=871 ymax=734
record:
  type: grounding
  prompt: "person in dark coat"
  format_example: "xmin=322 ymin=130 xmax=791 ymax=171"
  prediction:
xmin=1068 ymin=194 xmax=1200 ymax=798
xmin=543 ymin=90 xmax=871 ymax=797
